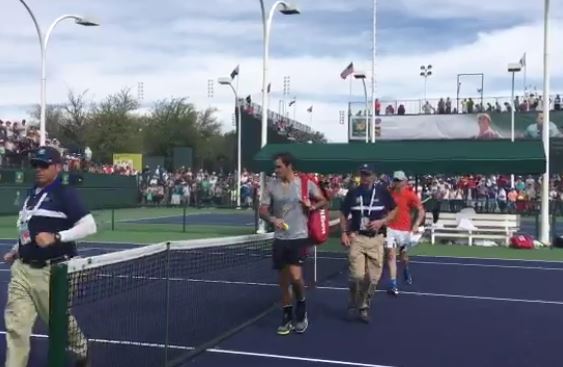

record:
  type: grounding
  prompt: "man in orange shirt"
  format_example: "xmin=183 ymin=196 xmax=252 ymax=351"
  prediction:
xmin=386 ymin=171 xmax=426 ymax=296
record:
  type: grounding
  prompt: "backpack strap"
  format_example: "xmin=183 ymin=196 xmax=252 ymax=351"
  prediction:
xmin=300 ymin=174 xmax=309 ymax=202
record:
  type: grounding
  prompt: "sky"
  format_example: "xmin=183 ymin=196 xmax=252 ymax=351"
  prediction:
xmin=0 ymin=0 xmax=562 ymax=142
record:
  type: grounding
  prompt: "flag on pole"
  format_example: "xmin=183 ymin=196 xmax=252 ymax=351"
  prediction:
xmin=340 ymin=62 xmax=354 ymax=79
xmin=289 ymin=98 xmax=296 ymax=107
xmin=519 ymin=53 xmax=526 ymax=67
xmin=307 ymin=106 xmax=313 ymax=113
xmin=230 ymin=65 xmax=240 ymax=79
xmin=267 ymin=83 xmax=271 ymax=93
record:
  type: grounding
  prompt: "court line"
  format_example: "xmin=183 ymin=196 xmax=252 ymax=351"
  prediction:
xmin=317 ymin=286 xmax=563 ymax=306
xmin=315 ymin=256 xmax=563 ymax=271
xmin=207 ymin=348 xmax=396 ymax=367
xmin=408 ymin=260 xmax=563 ymax=271
xmin=0 ymin=331 xmax=394 ymax=367
xmin=11 ymin=270 xmax=552 ymax=306
xmin=412 ymin=254 xmax=563 ymax=264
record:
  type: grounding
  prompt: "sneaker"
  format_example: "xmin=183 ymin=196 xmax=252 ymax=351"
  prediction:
xmin=358 ymin=308 xmax=370 ymax=323
xmin=387 ymin=280 xmax=399 ymax=296
xmin=404 ymin=269 xmax=413 ymax=285
xmin=387 ymin=287 xmax=399 ymax=296
xmin=277 ymin=307 xmax=293 ymax=335
xmin=293 ymin=313 xmax=309 ymax=333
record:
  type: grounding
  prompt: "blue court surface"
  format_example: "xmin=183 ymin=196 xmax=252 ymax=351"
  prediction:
xmin=122 ymin=212 xmax=256 ymax=227
xmin=0 ymin=241 xmax=561 ymax=367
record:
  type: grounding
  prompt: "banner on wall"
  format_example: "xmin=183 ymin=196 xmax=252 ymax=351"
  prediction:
xmin=113 ymin=153 xmax=143 ymax=172
xmin=348 ymin=110 xmax=563 ymax=141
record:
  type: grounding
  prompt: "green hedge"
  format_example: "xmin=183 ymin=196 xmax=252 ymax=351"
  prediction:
xmin=0 ymin=170 xmax=138 ymax=215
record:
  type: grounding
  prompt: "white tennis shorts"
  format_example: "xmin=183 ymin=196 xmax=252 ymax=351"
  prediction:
xmin=385 ymin=228 xmax=412 ymax=249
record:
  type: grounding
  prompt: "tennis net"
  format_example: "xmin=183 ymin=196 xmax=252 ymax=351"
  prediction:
xmin=47 ymin=219 xmax=343 ymax=367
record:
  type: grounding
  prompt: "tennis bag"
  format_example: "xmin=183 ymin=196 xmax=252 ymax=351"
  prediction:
xmin=510 ymin=234 xmax=534 ymax=249
xmin=300 ymin=174 xmax=330 ymax=245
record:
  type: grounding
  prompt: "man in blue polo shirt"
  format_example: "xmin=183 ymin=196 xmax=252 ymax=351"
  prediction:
xmin=3 ymin=146 xmax=97 ymax=367
xmin=340 ymin=164 xmax=397 ymax=323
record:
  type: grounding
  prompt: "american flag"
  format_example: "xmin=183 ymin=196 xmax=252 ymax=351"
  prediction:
xmin=340 ymin=62 xmax=354 ymax=79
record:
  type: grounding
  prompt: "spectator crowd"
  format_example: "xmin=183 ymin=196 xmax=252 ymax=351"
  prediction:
xmin=375 ymin=93 xmax=562 ymax=116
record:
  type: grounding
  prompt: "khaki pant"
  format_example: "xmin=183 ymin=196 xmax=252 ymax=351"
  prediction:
xmin=348 ymin=234 xmax=384 ymax=310
xmin=4 ymin=260 xmax=87 ymax=367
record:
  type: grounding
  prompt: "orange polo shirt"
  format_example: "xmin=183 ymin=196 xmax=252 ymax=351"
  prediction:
xmin=388 ymin=186 xmax=421 ymax=232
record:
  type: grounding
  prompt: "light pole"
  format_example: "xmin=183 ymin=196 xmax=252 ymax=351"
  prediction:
xmin=257 ymin=0 xmax=300 ymax=233
xmin=540 ymin=0 xmax=551 ymax=244
xmin=420 ymin=64 xmax=432 ymax=106
xmin=508 ymin=63 xmax=522 ymax=189
xmin=507 ymin=63 xmax=522 ymax=143
xmin=371 ymin=0 xmax=377 ymax=143
xmin=218 ymin=77 xmax=242 ymax=209
xmin=354 ymin=72 xmax=370 ymax=143
xmin=456 ymin=73 xmax=484 ymax=113
xmin=18 ymin=0 xmax=99 ymax=146
xmin=20 ymin=0 xmax=99 ymax=145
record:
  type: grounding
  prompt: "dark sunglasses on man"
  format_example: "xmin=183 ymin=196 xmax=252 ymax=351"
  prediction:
xmin=31 ymin=161 xmax=51 ymax=169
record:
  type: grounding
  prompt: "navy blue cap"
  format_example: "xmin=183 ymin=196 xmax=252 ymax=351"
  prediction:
xmin=358 ymin=163 xmax=375 ymax=173
xmin=30 ymin=146 xmax=62 ymax=165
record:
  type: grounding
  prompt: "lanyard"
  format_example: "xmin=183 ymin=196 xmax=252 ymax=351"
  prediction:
xmin=359 ymin=185 xmax=377 ymax=216
xmin=20 ymin=187 xmax=50 ymax=224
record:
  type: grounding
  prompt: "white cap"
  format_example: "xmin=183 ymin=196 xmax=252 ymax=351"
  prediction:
xmin=393 ymin=171 xmax=408 ymax=181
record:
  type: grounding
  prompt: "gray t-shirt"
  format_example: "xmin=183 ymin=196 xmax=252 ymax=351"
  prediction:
xmin=262 ymin=177 xmax=321 ymax=240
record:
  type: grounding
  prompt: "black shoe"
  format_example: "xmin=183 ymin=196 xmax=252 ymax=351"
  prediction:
xmin=277 ymin=306 xmax=293 ymax=335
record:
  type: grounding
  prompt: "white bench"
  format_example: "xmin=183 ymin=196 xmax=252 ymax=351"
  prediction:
xmin=426 ymin=212 xmax=521 ymax=247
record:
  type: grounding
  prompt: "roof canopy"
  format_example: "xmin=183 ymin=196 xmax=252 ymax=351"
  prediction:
xmin=252 ymin=140 xmax=546 ymax=175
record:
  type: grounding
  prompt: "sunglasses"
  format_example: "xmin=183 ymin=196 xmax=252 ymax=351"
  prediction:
xmin=31 ymin=161 xmax=51 ymax=169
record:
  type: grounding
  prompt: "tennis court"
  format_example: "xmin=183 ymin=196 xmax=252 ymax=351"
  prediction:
xmin=0 ymin=234 xmax=561 ymax=367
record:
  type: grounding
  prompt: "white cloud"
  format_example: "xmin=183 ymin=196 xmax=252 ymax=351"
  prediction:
xmin=0 ymin=0 xmax=561 ymax=145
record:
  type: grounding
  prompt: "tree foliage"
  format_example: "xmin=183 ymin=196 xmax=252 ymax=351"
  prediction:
xmin=31 ymin=88 xmax=325 ymax=171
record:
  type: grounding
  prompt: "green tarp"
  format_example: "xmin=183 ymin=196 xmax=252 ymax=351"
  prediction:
xmin=252 ymin=139 xmax=546 ymax=175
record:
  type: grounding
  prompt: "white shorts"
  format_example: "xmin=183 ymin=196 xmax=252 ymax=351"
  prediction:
xmin=385 ymin=228 xmax=412 ymax=250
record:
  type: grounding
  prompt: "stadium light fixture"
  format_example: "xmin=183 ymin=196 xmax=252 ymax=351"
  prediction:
xmin=353 ymin=72 xmax=369 ymax=143
xmin=18 ymin=0 xmax=99 ymax=146
xmin=280 ymin=4 xmax=300 ymax=15
xmin=217 ymin=77 xmax=232 ymax=86
xmin=257 ymin=0 xmax=301 ymax=233
xmin=353 ymin=72 xmax=367 ymax=79
xmin=75 ymin=17 xmax=99 ymax=27
xmin=217 ymin=75 xmax=242 ymax=209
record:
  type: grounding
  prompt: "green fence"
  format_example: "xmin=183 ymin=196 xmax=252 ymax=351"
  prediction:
xmin=0 ymin=169 xmax=138 ymax=215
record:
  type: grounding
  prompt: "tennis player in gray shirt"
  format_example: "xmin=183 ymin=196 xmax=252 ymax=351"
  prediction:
xmin=259 ymin=152 xmax=327 ymax=335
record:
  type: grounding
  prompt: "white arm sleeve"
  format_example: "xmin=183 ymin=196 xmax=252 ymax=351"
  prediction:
xmin=59 ymin=214 xmax=97 ymax=243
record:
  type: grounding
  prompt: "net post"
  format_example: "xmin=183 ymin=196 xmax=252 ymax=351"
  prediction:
xmin=313 ymin=246 xmax=318 ymax=285
xmin=182 ymin=205 xmax=187 ymax=232
xmin=111 ymin=208 xmax=115 ymax=231
xmin=164 ymin=242 xmax=171 ymax=366
xmin=253 ymin=189 xmax=259 ymax=232
xmin=551 ymin=211 xmax=555 ymax=240
xmin=48 ymin=263 xmax=69 ymax=367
